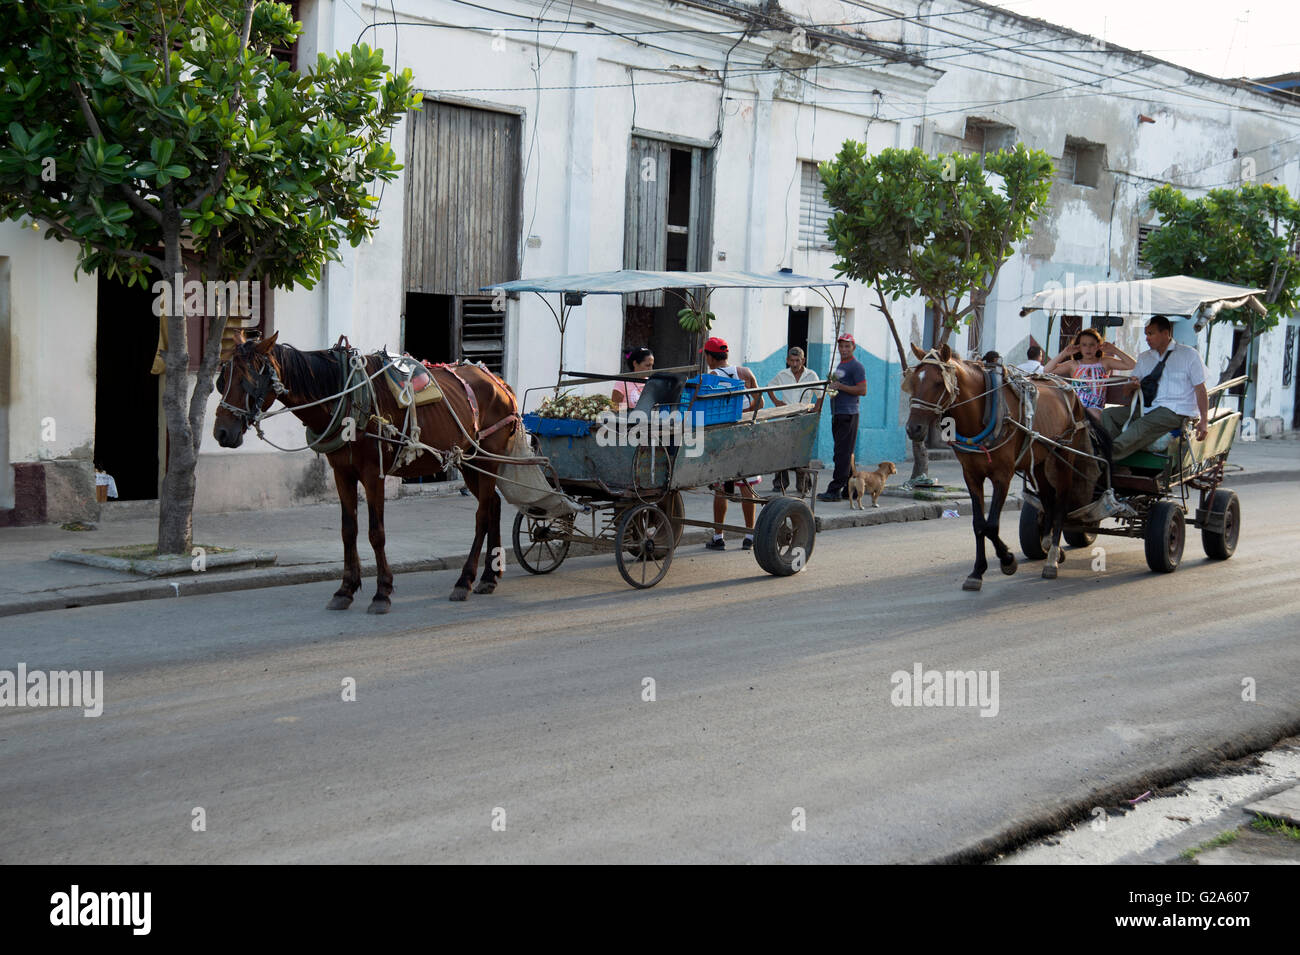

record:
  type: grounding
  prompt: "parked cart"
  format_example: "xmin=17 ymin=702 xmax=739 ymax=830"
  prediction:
xmin=482 ymin=270 xmax=848 ymax=588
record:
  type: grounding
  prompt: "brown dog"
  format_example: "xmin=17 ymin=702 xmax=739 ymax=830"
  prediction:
xmin=848 ymin=457 xmax=897 ymax=509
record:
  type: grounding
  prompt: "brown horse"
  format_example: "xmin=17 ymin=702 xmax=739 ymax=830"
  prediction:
xmin=904 ymin=342 xmax=1099 ymax=590
xmin=213 ymin=333 xmax=520 ymax=611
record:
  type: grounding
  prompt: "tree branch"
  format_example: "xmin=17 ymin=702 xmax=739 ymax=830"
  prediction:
xmin=40 ymin=216 xmax=166 ymax=270
xmin=184 ymin=0 xmax=256 ymax=213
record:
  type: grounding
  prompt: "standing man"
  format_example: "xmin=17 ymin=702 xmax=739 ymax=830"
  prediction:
xmin=1100 ymin=315 xmax=1210 ymax=461
xmin=699 ymin=337 xmax=764 ymax=550
xmin=767 ymin=346 xmax=822 ymax=495
xmin=817 ymin=332 xmax=867 ymax=503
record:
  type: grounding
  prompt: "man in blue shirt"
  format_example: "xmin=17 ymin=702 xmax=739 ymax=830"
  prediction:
xmin=817 ymin=333 xmax=868 ymax=502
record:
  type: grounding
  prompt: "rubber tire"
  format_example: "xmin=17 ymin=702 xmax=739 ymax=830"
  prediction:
xmin=614 ymin=503 xmax=675 ymax=589
xmin=1019 ymin=504 xmax=1047 ymax=560
xmin=511 ymin=511 xmax=571 ymax=574
xmin=753 ymin=496 xmax=816 ymax=576
xmin=1063 ymin=528 xmax=1097 ymax=548
xmin=1201 ymin=489 xmax=1240 ymax=560
xmin=1144 ymin=501 xmax=1185 ymax=574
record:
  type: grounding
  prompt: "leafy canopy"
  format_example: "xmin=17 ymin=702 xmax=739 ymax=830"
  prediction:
xmin=820 ymin=143 xmax=1055 ymax=335
xmin=0 ymin=0 xmax=421 ymax=289
xmin=1144 ymin=182 xmax=1300 ymax=331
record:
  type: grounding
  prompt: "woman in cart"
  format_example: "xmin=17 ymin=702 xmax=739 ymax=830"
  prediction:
xmin=1043 ymin=329 xmax=1136 ymax=422
xmin=611 ymin=346 xmax=654 ymax=409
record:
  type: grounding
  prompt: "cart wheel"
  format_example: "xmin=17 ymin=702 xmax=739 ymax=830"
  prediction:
xmin=1063 ymin=527 xmax=1097 ymax=548
xmin=615 ymin=503 xmax=675 ymax=589
xmin=1144 ymin=501 xmax=1185 ymax=573
xmin=1201 ymin=489 xmax=1240 ymax=560
xmin=1019 ymin=504 xmax=1047 ymax=560
xmin=753 ymin=497 xmax=816 ymax=576
xmin=512 ymin=511 xmax=572 ymax=574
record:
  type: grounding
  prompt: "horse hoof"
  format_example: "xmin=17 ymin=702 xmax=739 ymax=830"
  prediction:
xmin=326 ymin=595 xmax=353 ymax=611
xmin=366 ymin=597 xmax=391 ymax=615
xmin=962 ymin=577 xmax=983 ymax=591
xmin=1000 ymin=557 xmax=1018 ymax=576
xmin=473 ymin=581 xmax=497 ymax=595
xmin=1042 ymin=565 xmax=1058 ymax=580
xmin=1057 ymin=549 xmax=1067 ymax=564
xmin=449 ymin=587 xmax=469 ymax=602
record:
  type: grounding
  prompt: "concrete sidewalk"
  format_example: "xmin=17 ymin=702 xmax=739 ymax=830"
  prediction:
xmin=0 ymin=438 xmax=1294 ymax=618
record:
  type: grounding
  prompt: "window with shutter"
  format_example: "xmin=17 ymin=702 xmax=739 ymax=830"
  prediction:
xmin=1136 ymin=224 xmax=1159 ymax=277
xmin=799 ymin=161 xmax=834 ymax=251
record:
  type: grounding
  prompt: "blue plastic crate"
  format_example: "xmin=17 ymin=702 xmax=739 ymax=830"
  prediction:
xmin=522 ymin=413 xmax=592 ymax=437
xmin=680 ymin=375 xmax=746 ymax=425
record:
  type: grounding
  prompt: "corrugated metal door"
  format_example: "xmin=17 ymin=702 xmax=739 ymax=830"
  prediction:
xmin=404 ymin=101 xmax=522 ymax=295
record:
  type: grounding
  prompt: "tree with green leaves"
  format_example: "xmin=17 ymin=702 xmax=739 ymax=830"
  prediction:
xmin=820 ymin=143 xmax=1055 ymax=480
xmin=0 ymin=0 xmax=419 ymax=553
xmin=1143 ymin=182 xmax=1300 ymax=384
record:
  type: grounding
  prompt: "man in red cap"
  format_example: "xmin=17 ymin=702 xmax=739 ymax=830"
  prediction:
xmin=817 ymin=332 xmax=867 ymax=503
xmin=700 ymin=337 xmax=763 ymax=550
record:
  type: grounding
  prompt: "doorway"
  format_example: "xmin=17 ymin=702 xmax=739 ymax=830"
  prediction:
xmin=95 ymin=273 xmax=159 ymax=500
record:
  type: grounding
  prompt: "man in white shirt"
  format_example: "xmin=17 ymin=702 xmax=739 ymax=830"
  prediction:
xmin=1099 ymin=315 xmax=1210 ymax=461
xmin=1015 ymin=345 xmax=1045 ymax=375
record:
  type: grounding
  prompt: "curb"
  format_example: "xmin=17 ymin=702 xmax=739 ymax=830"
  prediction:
xmin=3 ymin=469 xmax=1293 ymax=618
xmin=0 ymin=496 xmax=998 ymax=618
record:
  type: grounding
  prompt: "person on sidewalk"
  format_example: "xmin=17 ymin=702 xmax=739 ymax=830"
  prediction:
xmin=767 ymin=346 xmax=822 ymax=495
xmin=1100 ymin=315 xmax=1209 ymax=462
xmin=816 ymin=333 xmax=867 ymax=503
xmin=700 ymin=337 xmax=763 ymax=550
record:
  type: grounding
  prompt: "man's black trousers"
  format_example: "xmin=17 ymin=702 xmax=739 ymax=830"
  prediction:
xmin=826 ymin=412 xmax=859 ymax=497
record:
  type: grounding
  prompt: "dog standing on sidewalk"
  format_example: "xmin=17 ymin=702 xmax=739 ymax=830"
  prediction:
xmin=847 ymin=458 xmax=897 ymax=509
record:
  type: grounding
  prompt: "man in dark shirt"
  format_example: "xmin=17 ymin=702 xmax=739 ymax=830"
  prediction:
xmin=816 ymin=333 xmax=867 ymax=502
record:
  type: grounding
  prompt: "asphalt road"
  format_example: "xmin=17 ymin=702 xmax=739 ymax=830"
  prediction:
xmin=2 ymin=482 xmax=1298 ymax=863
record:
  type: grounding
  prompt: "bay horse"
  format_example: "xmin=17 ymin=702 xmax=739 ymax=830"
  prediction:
xmin=904 ymin=342 xmax=1100 ymax=590
xmin=213 ymin=332 xmax=520 ymax=612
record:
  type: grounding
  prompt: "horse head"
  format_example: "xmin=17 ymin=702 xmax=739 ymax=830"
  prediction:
xmin=213 ymin=331 xmax=281 ymax=448
xmin=903 ymin=341 xmax=960 ymax=442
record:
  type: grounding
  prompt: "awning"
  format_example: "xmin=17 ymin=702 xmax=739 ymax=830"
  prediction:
xmin=1019 ymin=276 xmax=1267 ymax=320
xmin=482 ymin=269 xmax=848 ymax=295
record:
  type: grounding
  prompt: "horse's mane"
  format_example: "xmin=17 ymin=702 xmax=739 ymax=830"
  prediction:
xmin=272 ymin=343 xmax=343 ymax=403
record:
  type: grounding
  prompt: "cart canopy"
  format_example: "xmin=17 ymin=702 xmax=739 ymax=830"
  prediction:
xmin=483 ymin=270 xmax=848 ymax=295
xmin=1019 ymin=276 xmax=1267 ymax=320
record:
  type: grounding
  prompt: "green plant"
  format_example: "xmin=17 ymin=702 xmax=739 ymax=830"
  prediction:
xmin=1180 ymin=829 xmax=1239 ymax=860
xmin=1250 ymin=815 xmax=1300 ymax=840
xmin=0 ymin=0 xmax=419 ymax=554
xmin=1144 ymin=182 xmax=1300 ymax=383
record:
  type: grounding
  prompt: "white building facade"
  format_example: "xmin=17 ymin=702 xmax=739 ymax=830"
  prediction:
xmin=3 ymin=0 xmax=1297 ymax=523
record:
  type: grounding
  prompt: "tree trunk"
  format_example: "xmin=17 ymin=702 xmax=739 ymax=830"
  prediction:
xmin=156 ymin=207 xmax=197 ymax=556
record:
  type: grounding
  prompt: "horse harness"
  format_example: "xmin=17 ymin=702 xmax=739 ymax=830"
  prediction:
xmin=222 ymin=338 xmax=520 ymax=475
xmin=908 ymin=350 xmax=1090 ymax=472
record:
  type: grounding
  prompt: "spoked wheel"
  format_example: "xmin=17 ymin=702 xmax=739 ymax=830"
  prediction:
xmin=753 ymin=497 xmax=816 ymax=576
xmin=615 ymin=503 xmax=675 ymax=589
xmin=1144 ymin=501 xmax=1185 ymax=573
xmin=1019 ymin=504 xmax=1047 ymax=560
xmin=512 ymin=511 xmax=573 ymax=574
xmin=1201 ymin=489 xmax=1240 ymax=560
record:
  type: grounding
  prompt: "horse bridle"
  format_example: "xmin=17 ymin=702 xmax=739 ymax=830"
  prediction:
xmin=218 ymin=349 xmax=287 ymax=429
xmin=906 ymin=353 xmax=960 ymax=416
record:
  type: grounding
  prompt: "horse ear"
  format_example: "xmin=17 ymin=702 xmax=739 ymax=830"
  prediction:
xmin=255 ymin=331 xmax=279 ymax=354
xmin=910 ymin=342 xmax=927 ymax=361
xmin=938 ymin=343 xmax=952 ymax=363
